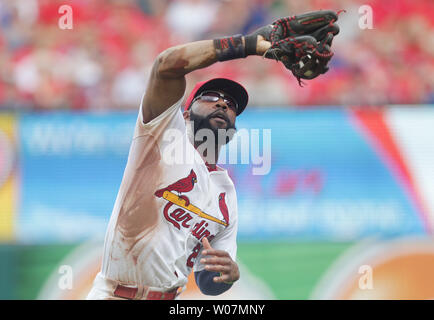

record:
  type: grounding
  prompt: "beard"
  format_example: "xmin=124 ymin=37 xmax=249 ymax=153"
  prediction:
xmin=189 ymin=109 xmax=237 ymax=146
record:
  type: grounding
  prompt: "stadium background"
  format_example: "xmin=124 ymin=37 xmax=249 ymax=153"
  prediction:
xmin=1 ymin=0 xmax=434 ymax=299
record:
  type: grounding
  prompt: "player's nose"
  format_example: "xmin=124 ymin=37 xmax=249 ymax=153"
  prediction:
xmin=215 ymin=101 xmax=228 ymax=111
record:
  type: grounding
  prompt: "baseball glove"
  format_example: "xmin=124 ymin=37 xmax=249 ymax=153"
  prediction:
xmin=246 ymin=10 xmax=341 ymax=85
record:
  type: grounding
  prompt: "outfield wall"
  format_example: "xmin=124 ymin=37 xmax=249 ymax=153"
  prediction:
xmin=1 ymin=108 xmax=433 ymax=242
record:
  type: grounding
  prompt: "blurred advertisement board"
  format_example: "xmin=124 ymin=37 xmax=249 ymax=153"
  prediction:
xmin=232 ymin=109 xmax=430 ymax=240
xmin=18 ymin=113 xmax=135 ymax=242
xmin=15 ymin=109 xmax=433 ymax=242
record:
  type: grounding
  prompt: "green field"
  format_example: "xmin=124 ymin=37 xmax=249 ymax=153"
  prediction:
xmin=238 ymin=242 xmax=351 ymax=299
xmin=0 ymin=242 xmax=351 ymax=299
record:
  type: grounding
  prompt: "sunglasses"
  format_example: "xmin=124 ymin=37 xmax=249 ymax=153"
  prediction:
xmin=193 ymin=90 xmax=238 ymax=111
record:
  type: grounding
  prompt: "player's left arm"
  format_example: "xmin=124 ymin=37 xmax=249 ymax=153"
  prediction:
xmin=194 ymin=237 xmax=240 ymax=296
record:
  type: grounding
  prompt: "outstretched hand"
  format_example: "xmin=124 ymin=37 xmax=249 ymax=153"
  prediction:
xmin=200 ymin=237 xmax=240 ymax=284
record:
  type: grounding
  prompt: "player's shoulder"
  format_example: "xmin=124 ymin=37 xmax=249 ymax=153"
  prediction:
xmin=134 ymin=96 xmax=186 ymax=139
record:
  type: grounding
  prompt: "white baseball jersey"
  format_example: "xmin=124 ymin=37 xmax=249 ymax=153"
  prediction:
xmin=93 ymin=97 xmax=238 ymax=294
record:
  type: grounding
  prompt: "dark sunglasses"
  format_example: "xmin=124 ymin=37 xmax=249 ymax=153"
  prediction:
xmin=193 ymin=90 xmax=238 ymax=111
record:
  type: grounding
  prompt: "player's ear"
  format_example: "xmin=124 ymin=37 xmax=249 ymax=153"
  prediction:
xmin=183 ymin=109 xmax=191 ymax=121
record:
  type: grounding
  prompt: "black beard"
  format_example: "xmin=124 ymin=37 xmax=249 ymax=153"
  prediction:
xmin=190 ymin=109 xmax=237 ymax=145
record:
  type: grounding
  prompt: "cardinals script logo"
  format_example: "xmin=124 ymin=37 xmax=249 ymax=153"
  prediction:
xmin=154 ymin=169 xmax=229 ymax=228
xmin=154 ymin=169 xmax=230 ymax=268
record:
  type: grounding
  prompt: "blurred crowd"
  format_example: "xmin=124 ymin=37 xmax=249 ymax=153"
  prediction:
xmin=0 ymin=0 xmax=433 ymax=110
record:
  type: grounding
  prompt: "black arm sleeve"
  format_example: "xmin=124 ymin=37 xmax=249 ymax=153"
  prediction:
xmin=194 ymin=270 xmax=233 ymax=296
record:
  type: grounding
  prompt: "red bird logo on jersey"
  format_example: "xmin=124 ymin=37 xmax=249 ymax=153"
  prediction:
xmin=154 ymin=169 xmax=197 ymax=198
xmin=218 ymin=192 xmax=229 ymax=226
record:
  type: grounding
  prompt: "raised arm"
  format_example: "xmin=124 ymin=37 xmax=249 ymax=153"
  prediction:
xmin=141 ymin=10 xmax=341 ymax=123
xmin=141 ymin=37 xmax=271 ymax=123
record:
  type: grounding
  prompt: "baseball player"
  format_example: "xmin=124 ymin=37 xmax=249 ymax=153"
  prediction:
xmin=87 ymin=10 xmax=340 ymax=300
